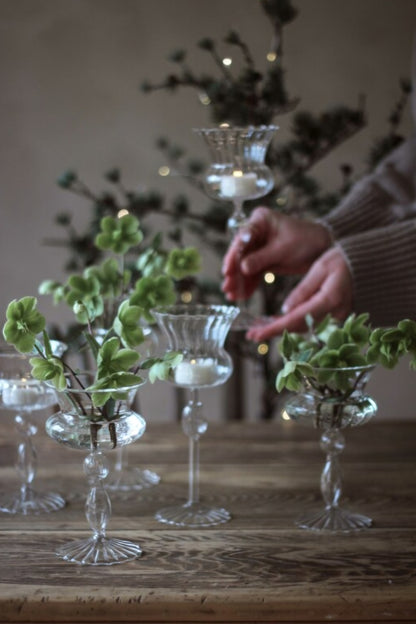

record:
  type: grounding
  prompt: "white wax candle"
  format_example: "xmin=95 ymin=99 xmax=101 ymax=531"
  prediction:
xmin=220 ymin=172 xmax=257 ymax=198
xmin=174 ymin=358 xmax=217 ymax=386
xmin=2 ymin=383 xmax=40 ymax=407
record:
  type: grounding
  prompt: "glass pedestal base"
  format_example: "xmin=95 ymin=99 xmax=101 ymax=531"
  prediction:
xmin=0 ymin=488 xmax=65 ymax=515
xmin=106 ymin=467 xmax=160 ymax=491
xmin=57 ymin=535 xmax=142 ymax=565
xmin=296 ymin=506 xmax=373 ymax=532
xmin=155 ymin=502 xmax=231 ymax=528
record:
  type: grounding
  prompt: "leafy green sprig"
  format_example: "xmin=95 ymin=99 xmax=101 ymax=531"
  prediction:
xmin=3 ymin=214 xmax=201 ymax=413
xmin=276 ymin=313 xmax=416 ymax=396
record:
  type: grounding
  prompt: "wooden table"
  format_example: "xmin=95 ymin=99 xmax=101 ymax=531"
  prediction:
xmin=0 ymin=417 xmax=415 ymax=623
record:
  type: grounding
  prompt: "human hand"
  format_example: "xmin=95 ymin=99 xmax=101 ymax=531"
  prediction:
xmin=246 ymin=246 xmax=353 ymax=341
xmin=221 ymin=207 xmax=332 ymax=301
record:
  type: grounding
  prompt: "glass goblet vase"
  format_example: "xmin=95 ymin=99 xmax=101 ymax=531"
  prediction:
xmin=153 ymin=304 xmax=239 ymax=527
xmin=284 ymin=365 xmax=377 ymax=532
xmin=45 ymin=374 xmax=146 ymax=565
xmin=195 ymin=125 xmax=277 ymax=330
xmin=0 ymin=345 xmax=66 ymax=514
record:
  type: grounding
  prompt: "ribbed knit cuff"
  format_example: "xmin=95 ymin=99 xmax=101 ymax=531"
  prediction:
xmin=322 ymin=177 xmax=396 ymax=240
xmin=338 ymin=220 xmax=416 ymax=326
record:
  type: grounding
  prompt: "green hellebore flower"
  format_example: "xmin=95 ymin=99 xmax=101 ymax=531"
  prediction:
xmin=165 ymin=247 xmax=201 ymax=280
xmin=29 ymin=356 xmax=66 ymax=391
xmin=95 ymin=214 xmax=143 ymax=255
xmin=130 ymin=275 xmax=176 ymax=321
xmin=88 ymin=371 xmax=144 ymax=408
xmin=3 ymin=297 xmax=46 ymax=353
xmin=85 ymin=258 xmax=126 ymax=299
xmin=96 ymin=336 xmax=139 ymax=379
xmin=141 ymin=351 xmax=183 ymax=384
xmin=65 ymin=275 xmax=103 ymax=323
xmin=113 ymin=300 xmax=145 ymax=348
xmin=275 ymin=361 xmax=313 ymax=393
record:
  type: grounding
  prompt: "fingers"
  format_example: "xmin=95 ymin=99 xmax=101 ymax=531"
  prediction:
xmin=221 ymin=272 xmax=260 ymax=301
xmin=246 ymin=250 xmax=353 ymax=341
xmin=246 ymin=292 xmax=337 ymax=342
xmin=222 ymin=237 xmax=243 ymax=276
xmin=239 ymin=242 xmax=274 ymax=275
xmin=281 ymin=261 xmax=328 ymax=313
xmin=222 ymin=206 xmax=273 ymax=277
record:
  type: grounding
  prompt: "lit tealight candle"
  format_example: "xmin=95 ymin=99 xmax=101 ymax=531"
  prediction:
xmin=174 ymin=358 xmax=217 ymax=387
xmin=220 ymin=171 xmax=257 ymax=198
xmin=1 ymin=382 xmax=40 ymax=408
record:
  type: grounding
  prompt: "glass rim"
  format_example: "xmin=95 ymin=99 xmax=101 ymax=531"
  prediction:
xmin=193 ymin=124 xmax=279 ymax=133
xmin=307 ymin=364 xmax=375 ymax=374
xmin=151 ymin=303 xmax=239 ymax=319
xmin=0 ymin=345 xmax=29 ymax=358
xmin=61 ymin=381 xmax=145 ymax=396
xmin=57 ymin=371 xmax=145 ymax=395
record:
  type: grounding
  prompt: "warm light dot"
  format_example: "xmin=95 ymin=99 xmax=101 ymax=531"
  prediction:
xmin=117 ymin=209 xmax=129 ymax=218
xmin=198 ymin=92 xmax=211 ymax=105
xmin=233 ymin=170 xmax=243 ymax=178
xmin=220 ymin=122 xmax=230 ymax=128
xmin=264 ymin=272 xmax=275 ymax=284
xmin=281 ymin=409 xmax=291 ymax=421
xmin=180 ymin=291 xmax=193 ymax=303
xmin=267 ymin=52 xmax=277 ymax=62
xmin=276 ymin=196 xmax=287 ymax=206
xmin=158 ymin=166 xmax=170 ymax=177
xmin=222 ymin=57 xmax=232 ymax=66
xmin=257 ymin=343 xmax=269 ymax=355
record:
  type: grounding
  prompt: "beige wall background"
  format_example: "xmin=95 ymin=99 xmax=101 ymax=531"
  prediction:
xmin=0 ymin=0 xmax=415 ymax=421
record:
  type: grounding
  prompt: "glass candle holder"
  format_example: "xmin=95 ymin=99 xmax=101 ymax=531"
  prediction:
xmin=46 ymin=372 xmax=146 ymax=565
xmin=283 ymin=365 xmax=377 ymax=532
xmin=153 ymin=304 xmax=238 ymax=527
xmin=0 ymin=344 xmax=66 ymax=514
xmin=195 ymin=125 xmax=277 ymax=330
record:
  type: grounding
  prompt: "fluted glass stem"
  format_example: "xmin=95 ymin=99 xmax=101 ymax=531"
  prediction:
xmin=188 ymin=436 xmax=200 ymax=505
xmin=227 ymin=200 xmax=247 ymax=236
xmin=320 ymin=430 xmax=344 ymax=510
xmin=296 ymin=426 xmax=373 ymax=532
xmin=114 ymin=446 xmax=124 ymax=472
xmin=15 ymin=413 xmax=37 ymax=502
xmin=182 ymin=389 xmax=206 ymax=507
xmin=227 ymin=201 xmax=254 ymax=321
xmin=55 ymin=439 xmax=143 ymax=565
xmin=84 ymin=451 xmax=111 ymax=541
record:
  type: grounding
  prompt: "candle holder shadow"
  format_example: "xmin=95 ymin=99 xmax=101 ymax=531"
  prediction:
xmin=152 ymin=304 xmax=238 ymax=527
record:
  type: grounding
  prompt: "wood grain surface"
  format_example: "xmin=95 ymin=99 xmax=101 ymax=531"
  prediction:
xmin=0 ymin=416 xmax=415 ymax=623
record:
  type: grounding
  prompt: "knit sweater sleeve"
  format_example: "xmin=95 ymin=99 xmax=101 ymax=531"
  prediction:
xmin=321 ymin=134 xmax=416 ymax=239
xmin=337 ymin=219 xmax=416 ymax=326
